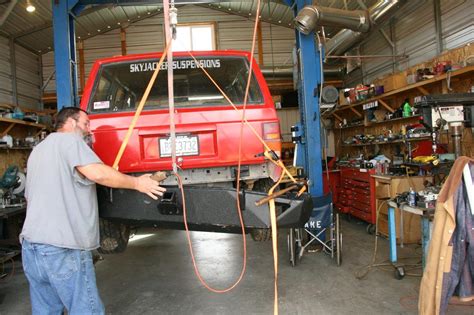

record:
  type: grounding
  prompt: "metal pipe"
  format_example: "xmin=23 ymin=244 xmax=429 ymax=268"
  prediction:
xmin=326 ymin=0 xmax=404 ymax=57
xmin=450 ymin=122 xmax=463 ymax=158
xmin=260 ymin=66 xmax=344 ymax=77
xmin=295 ymin=5 xmax=370 ymax=35
xmin=325 ymin=54 xmax=408 ymax=59
xmin=0 ymin=0 xmax=18 ymax=28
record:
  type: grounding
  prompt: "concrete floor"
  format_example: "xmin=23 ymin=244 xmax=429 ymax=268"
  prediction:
xmin=0 ymin=219 xmax=472 ymax=314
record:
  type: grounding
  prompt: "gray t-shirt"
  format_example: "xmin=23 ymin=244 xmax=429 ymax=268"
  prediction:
xmin=20 ymin=132 xmax=102 ymax=250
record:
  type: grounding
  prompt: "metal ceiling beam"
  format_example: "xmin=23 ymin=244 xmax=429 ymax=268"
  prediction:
xmin=78 ymin=0 xmax=220 ymax=5
xmin=0 ymin=0 xmax=18 ymax=28
xmin=10 ymin=4 xmax=119 ymax=39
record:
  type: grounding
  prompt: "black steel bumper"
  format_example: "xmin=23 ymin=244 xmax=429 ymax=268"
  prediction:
xmin=97 ymin=186 xmax=313 ymax=232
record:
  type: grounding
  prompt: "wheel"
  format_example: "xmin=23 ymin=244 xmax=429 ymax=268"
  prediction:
xmin=295 ymin=228 xmax=305 ymax=260
xmin=250 ymin=178 xmax=278 ymax=242
xmin=336 ymin=213 xmax=342 ymax=266
xmin=287 ymin=228 xmax=297 ymax=267
xmin=250 ymin=228 xmax=272 ymax=241
xmin=98 ymin=218 xmax=130 ymax=254
xmin=366 ymin=224 xmax=376 ymax=235
xmin=394 ymin=266 xmax=405 ymax=280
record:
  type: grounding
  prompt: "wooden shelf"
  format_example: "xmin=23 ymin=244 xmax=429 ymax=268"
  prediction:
xmin=342 ymin=136 xmax=431 ymax=147
xmin=0 ymin=146 xmax=34 ymax=150
xmin=325 ymin=65 xmax=474 ymax=118
xmin=0 ymin=117 xmax=46 ymax=129
xmin=0 ymin=117 xmax=47 ymax=137
xmin=365 ymin=115 xmax=422 ymax=127
xmin=336 ymin=115 xmax=422 ymax=130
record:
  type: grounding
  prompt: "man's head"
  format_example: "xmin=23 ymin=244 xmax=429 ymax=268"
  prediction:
xmin=55 ymin=107 xmax=91 ymax=137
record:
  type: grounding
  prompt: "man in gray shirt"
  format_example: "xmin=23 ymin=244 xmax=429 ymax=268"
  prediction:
xmin=20 ymin=107 xmax=165 ymax=314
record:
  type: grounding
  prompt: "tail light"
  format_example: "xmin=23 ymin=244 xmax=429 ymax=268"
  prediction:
xmin=263 ymin=122 xmax=281 ymax=140
xmin=263 ymin=122 xmax=281 ymax=158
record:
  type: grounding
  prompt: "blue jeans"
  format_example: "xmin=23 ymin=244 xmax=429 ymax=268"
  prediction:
xmin=21 ymin=239 xmax=105 ymax=315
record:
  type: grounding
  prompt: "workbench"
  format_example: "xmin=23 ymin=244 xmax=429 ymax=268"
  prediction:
xmin=387 ymin=200 xmax=434 ymax=278
xmin=373 ymin=174 xmax=432 ymax=243
xmin=0 ymin=205 xmax=26 ymax=219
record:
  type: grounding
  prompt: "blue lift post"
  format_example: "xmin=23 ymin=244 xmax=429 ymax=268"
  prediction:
xmin=52 ymin=0 xmax=85 ymax=110
xmin=286 ymin=0 xmax=324 ymax=197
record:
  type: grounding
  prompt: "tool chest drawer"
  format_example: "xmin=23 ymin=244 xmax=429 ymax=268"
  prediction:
xmin=336 ymin=167 xmax=376 ymax=224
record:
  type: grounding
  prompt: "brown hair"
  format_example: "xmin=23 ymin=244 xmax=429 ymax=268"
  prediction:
xmin=55 ymin=107 xmax=88 ymax=130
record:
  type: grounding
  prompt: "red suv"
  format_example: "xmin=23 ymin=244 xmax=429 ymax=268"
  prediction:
xmin=80 ymin=50 xmax=311 ymax=253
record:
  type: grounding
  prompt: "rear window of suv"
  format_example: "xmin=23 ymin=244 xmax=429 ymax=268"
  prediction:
xmin=88 ymin=55 xmax=264 ymax=113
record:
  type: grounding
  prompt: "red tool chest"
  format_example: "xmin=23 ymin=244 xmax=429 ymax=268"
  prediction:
xmin=336 ymin=167 xmax=376 ymax=224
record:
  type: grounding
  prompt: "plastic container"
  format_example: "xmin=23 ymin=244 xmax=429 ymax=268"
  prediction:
xmin=408 ymin=187 xmax=416 ymax=206
xmin=402 ymin=99 xmax=412 ymax=117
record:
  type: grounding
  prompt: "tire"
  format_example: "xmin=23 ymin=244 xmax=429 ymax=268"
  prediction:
xmin=336 ymin=213 xmax=342 ymax=266
xmin=250 ymin=178 xmax=278 ymax=242
xmin=98 ymin=218 xmax=130 ymax=254
xmin=287 ymin=229 xmax=296 ymax=267
xmin=250 ymin=228 xmax=272 ymax=242
xmin=366 ymin=224 xmax=376 ymax=235
xmin=394 ymin=266 xmax=405 ymax=280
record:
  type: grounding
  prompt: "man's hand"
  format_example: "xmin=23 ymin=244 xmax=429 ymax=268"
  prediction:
xmin=135 ymin=174 xmax=166 ymax=200
xmin=77 ymin=164 xmax=166 ymax=199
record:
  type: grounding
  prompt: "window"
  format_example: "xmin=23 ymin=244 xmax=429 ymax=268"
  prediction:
xmin=172 ymin=24 xmax=215 ymax=52
xmin=88 ymin=56 xmax=263 ymax=113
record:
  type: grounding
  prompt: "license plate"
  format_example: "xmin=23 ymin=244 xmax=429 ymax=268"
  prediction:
xmin=159 ymin=135 xmax=199 ymax=157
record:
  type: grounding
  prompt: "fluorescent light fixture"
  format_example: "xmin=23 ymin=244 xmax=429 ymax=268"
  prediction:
xmin=188 ymin=95 xmax=224 ymax=101
xmin=26 ymin=0 xmax=35 ymax=13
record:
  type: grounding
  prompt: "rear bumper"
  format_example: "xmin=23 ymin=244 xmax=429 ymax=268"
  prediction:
xmin=97 ymin=186 xmax=313 ymax=232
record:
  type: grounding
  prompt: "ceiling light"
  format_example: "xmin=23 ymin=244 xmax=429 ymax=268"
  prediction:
xmin=26 ymin=0 xmax=35 ymax=13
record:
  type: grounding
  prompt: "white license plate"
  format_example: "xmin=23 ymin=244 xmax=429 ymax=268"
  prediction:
xmin=159 ymin=135 xmax=199 ymax=157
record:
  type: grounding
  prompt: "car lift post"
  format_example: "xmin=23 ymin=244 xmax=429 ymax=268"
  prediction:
xmin=52 ymin=0 xmax=85 ymax=110
xmin=285 ymin=0 xmax=324 ymax=197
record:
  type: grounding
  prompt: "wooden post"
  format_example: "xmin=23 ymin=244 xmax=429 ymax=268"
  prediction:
xmin=78 ymin=40 xmax=85 ymax=93
xmin=257 ymin=21 xmax=263 ymax=66
xmin=121 ymin=28 xmax=127 ymax=56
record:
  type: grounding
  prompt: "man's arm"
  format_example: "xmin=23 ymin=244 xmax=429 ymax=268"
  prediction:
xmin=76 ymin=163 xmax=165 ymax=200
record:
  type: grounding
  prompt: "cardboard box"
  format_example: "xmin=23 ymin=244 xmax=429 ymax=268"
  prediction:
xmin=339 ymin=89 xmax=350 ymax=105
xmin=374 ymin=73 xmax=407 ymax=92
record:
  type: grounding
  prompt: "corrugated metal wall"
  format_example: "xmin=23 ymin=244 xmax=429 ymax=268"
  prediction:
xmin=0 ymin=35 xmax=41 ymax=109
xmin=15 ymin=44 xmax=42 ymax=109
xmin=0 ymin=36 xmax=12 ymax=105
xmin=277 ymin=108 xmax=299 ymax=142
xmin=42 ymin=4 xmax=295 ymax=94
xmin=347 ymin=0 xmax=473 ymax=86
